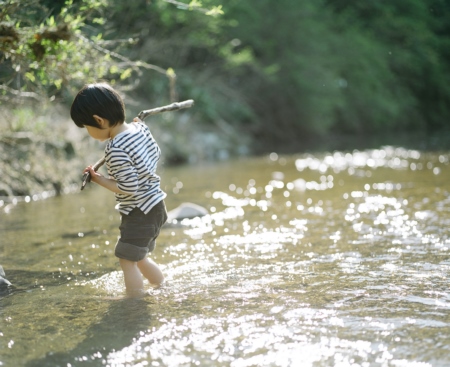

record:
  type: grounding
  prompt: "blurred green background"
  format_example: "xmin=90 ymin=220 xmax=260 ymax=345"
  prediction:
xmin=1 ymin=0 xmax=449 ymax=195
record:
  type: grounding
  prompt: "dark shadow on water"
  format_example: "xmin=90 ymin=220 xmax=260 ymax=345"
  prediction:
xmin=25 ymin=297 xmax=154 ymax=367
xmin=0 ymin=269 xmax=115 ymax=300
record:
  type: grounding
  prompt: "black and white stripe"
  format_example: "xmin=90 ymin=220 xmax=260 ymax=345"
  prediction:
xmin=105 ymin=122 xmax=166 ymax=214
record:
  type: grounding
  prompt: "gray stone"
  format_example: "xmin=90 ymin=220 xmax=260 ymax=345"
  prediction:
xmin=167 ymin=202 xmax=208 ymax=222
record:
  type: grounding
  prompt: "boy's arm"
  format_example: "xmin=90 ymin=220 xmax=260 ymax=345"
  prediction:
xmin=85 ymin=166 xmax=129 ymax=194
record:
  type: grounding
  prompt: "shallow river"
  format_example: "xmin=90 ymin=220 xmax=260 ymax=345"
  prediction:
xmin=1 ymin=146 xmax=449 ymax=367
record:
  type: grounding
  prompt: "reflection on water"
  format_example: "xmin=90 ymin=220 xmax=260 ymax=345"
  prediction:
xmin=1 ymin=146 xmax=449 ymax=367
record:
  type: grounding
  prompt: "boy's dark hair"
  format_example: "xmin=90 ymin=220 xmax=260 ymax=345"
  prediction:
xmin=70 ymin=83 xmax=126 ymax=128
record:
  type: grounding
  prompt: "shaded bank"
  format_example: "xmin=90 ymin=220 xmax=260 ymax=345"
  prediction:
xmin=0 ymin=100 xmax=246 ymax=202
xmin=253 ymin=129 xmax=450 ymax=156
xmin=0 ymin=132 xmax=79 ymax=198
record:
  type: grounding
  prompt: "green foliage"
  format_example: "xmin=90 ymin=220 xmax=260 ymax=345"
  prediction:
xmin=6 ymin=107 xmax=49 ymax=133
xmin=1 ymin=0 xmax=449 ymax=153
xmin=214 ymin=0 xmax=450 ymax=146
xmin=324 ymin=0 xmax=450 ymax=131
xmin=0 ymin=0 xmax=135 ymax=105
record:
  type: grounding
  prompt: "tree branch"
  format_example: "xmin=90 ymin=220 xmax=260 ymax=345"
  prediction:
xmin=0 ymin=85 xmax=42 ymax=101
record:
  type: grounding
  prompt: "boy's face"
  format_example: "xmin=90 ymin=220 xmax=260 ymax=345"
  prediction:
xmin=85 ymin=125 xmax=110 ymax=142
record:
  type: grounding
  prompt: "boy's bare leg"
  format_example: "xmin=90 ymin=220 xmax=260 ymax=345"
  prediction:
xmin=119 ymin=258 xmax=144 ymax=296
xmin=137 ymin=257 xmax=164 ymax=286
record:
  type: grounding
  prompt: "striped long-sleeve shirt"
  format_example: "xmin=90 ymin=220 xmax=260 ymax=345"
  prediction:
xmin=105 ymin=121 xmax=166 ymax=215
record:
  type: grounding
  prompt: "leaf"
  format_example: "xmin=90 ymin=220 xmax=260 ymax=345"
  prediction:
xmin=47 ymin=16 xmax=55 ymax=27
xmin=109 ymin=65 xmax=118 ymax=74
xmin=166 ymin=67 xmax=176 ymax=78
xmin=25 ymin=72 xmax=35 ymax=82
xmin=92 ymin=18 xmax=105 ymax=25
xmin=188 ymin=0 xmax=202 ymax=9
xmin=120 ymin=68 xmax=132 ymax=80
xmin=54 ymin=79 xmax=62 ymax=89
xmin=206 ymin=5 xmax=223 ymax=16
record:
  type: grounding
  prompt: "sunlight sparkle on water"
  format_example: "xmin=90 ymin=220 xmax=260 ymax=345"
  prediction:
xmin=1 ymin=146 xmax=449 ymax=367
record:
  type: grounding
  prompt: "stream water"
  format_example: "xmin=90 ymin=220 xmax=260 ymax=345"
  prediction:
xmin=0 ymin=146 xmax=449 ymax=367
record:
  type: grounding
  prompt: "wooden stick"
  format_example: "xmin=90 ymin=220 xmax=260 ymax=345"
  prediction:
xmin=80 ymin=99 xmax=194 ymax=190
xmin=138 ymin=99 xmax=194 ymax=120
xmin=80 ymin=156 xmax=106 ymax=190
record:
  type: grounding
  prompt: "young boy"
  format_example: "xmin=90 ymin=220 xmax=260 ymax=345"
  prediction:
xmin=70 ymin=83 xmax=167 ymax=296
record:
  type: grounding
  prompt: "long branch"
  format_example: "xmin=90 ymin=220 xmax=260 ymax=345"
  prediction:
xmin=75 ymin=34 xmax=168 ymax=76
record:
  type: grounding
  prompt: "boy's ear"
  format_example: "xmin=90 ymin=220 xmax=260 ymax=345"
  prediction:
xmin=93 ymin=115 xmax=108 ymax=128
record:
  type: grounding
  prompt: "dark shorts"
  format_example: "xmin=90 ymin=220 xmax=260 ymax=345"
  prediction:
xmin=115 ymin=200 xmax=168 ymax=262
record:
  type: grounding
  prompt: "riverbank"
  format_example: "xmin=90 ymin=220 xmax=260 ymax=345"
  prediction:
xmin=0 ymin=104 xmax=250 ymax=202
xmin=1 ymin=104 xmax=448 ymax=204
xmin=0 ymin=106 xmax=96 ymax=202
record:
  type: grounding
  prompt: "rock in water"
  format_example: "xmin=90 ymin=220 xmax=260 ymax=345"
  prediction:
xmin=0 ymin=266 xmax=12 ymax=287
xmin=167 ymin=202 xmax=208 ymax=222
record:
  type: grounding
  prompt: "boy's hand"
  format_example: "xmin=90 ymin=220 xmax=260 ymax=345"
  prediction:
xmin=84 ymin=165 xmax=103 ymax=183
xmin=132 ymin=117 xmax=143 ymax=123
xmin=83 ymin=165 xmax=128 ymax=194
